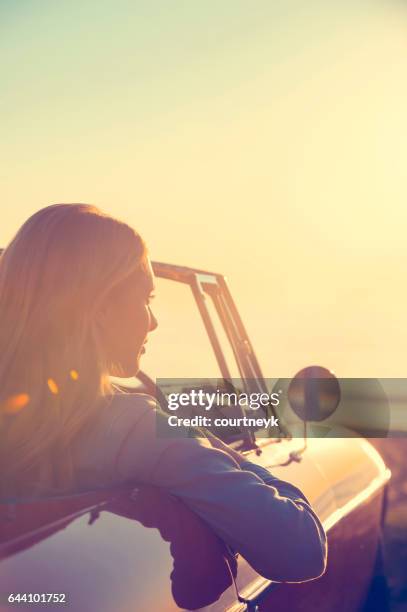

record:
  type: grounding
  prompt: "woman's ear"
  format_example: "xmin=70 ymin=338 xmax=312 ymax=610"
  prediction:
xmin=92 ymin=304 xmax=115 ymax=361
xmin=93 ymin=296 xmax=125 ymax=370
xmin=94 ymin=295 xmax=114 ymax=329
xmin=95 ymin=306 xmax=108 ymax=324
xmin=92 ymin=308 xmax=119 ymax=376
xmin=93 ymin=308 xmax=108 ymax=332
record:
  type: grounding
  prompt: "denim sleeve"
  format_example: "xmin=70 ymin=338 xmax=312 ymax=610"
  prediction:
xmin=113 ymin=401 xmax=328 ymax=583
xmin=239 ymin=461 xmax=314 ymax=504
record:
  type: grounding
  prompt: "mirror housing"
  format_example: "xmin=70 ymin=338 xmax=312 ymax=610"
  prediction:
xmin=288 ymin=365 xmax=341 ymax=423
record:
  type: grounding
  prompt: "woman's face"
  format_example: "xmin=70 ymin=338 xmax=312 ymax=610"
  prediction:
xmin=99 ymin=257 xmax=158 ymax=377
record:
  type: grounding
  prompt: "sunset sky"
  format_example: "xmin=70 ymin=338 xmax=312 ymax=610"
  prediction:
xmin=2 ymin=0 xmax=407 ymax=378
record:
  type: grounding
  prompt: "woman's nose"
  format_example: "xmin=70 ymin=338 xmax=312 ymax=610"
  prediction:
xmin=149 ymin=309 xmax=158 ymax=332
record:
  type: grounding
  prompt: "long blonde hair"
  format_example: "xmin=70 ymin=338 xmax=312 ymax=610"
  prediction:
xmin=0 ymin=204 xmax=147 ymax=499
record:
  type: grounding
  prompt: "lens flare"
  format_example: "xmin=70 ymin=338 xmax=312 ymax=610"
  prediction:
xmin=47 ymin=378 xmax=59 ymax=394
xmin=2 ymin=393 xmax=30 ymax=414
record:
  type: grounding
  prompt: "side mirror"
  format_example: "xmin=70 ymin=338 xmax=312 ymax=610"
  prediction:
xmin=288 ymin=365 xmax=340 ymax=423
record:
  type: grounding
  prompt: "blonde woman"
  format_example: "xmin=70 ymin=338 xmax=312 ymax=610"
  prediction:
xmin=0 ymin=204 xmax=327 ymax=582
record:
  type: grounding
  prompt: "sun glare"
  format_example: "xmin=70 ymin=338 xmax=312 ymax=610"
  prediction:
xmin=2 ymin=393 xmax=30 ymax=414
xmin=47 ymin=378 xmax=59 ymax=395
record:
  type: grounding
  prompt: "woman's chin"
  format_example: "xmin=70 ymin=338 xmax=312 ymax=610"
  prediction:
xmin=110 ymin=360 xmax=141 ymax=379
xmin=128 ymin=362 xmax=141 ymax=378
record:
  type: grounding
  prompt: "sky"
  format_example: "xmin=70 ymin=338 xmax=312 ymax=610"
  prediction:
xmin=1 ymin=0 xmax=407 ymax=378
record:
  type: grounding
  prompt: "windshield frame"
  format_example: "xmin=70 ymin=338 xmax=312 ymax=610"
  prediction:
xmin=152 ymin=261 xmax=287 ymax=443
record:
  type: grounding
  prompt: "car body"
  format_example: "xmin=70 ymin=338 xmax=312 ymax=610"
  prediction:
xmin=0 ymin=260 xmax=391 ymax=612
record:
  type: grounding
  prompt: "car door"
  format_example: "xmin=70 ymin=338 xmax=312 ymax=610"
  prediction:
xmin=1 ymin=484 xmax=240 ymax=612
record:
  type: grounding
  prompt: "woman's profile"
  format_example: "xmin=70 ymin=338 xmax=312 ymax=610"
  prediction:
xmin=0 ymin=203 xmax=327 ymax=583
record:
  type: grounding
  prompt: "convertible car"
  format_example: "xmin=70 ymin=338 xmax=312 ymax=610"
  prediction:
xmin=0 ymin=260 xmax=391 ymax=612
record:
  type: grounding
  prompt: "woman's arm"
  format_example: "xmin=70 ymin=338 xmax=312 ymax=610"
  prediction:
xmin=111 ymin=400 xmax=327 ymax=583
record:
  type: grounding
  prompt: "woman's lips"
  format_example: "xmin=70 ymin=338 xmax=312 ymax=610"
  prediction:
xmin=141 ymin=345 xmax=146 ymax=354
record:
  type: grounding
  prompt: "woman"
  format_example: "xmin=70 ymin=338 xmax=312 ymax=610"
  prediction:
xmin=0 ymin=203 xmax=327 ymax=582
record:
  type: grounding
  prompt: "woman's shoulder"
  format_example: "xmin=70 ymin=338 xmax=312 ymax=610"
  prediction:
xmin=93 ymin=392 xmax=163 ymax=456
xmin=72 ymin=392 xmax=159 ymax=488
xmin=104 ymin=391 xmax=158 ymax=429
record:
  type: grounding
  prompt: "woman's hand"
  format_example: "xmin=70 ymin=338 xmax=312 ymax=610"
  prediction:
xmin=199 ymin=428 xmax=247 ymax=467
